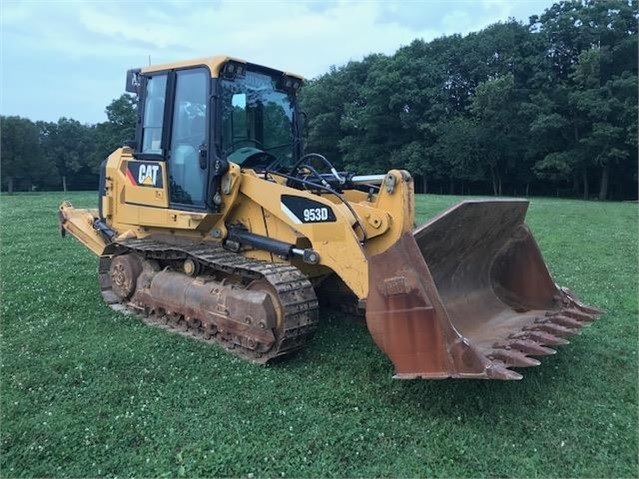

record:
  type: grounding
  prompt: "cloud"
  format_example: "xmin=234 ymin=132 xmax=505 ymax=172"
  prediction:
xmin=0 ymin=0 xmax=556 ymax=123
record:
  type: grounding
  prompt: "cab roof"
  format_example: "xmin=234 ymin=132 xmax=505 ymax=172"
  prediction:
xmin=140 ymin=55 xmax=304 ymax=80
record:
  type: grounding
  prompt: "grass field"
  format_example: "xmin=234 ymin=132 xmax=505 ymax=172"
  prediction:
xmin=1 ymin=192 xmax=637 ymax=478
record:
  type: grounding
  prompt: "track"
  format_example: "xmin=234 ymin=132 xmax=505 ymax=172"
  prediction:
xmin=98 ymin=238 xmax=319 ymax=362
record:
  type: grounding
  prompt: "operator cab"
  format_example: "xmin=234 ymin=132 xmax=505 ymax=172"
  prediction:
xmin=125 ymin=57 xmax=303 ymax=211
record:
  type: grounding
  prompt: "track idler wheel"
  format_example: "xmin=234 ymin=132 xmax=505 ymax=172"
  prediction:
xmin=109 ymin=254 xmax=142 ymax=300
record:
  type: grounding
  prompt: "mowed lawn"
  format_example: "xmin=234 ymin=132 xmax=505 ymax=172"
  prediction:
xmin=1 ymin=191 xmax=637 ymax=478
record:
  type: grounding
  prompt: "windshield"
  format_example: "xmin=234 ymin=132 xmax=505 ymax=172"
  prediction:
xmin=220 ymin=69 xmax=297 ymax=167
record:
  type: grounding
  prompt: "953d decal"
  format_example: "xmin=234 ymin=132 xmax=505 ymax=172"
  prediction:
xmin=281 ymin=195 xmax=336 ymax=224
xmin=126 ymin=161 xmax=164 ymax=188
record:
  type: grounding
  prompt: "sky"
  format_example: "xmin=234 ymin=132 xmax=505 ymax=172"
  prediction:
xmin=1 ymin=0 xmax=558 ymax=125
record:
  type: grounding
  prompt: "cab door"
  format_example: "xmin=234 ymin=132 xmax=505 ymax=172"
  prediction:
xmin=125 ymin=67 xmax=210 ymax=210
xmin=166 ymin=67 xmax=209 ymax=209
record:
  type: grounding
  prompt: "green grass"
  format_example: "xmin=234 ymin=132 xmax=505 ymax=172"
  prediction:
xmin=1 ymin=192 xmax=637 ymax=478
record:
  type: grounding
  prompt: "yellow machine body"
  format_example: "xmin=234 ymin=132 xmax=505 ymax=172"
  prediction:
xmin=89 ymin=146 xmax=412 ymax=300
xmin=59 ymin=55 xmax=601 ymax=380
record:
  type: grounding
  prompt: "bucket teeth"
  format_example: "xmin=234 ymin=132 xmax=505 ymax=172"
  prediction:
xmin=506 ymin=339 xmax=556 ymax=356
xmin=529 ymin=322 xmax=578 ymax=338
xmin=509 ymin=330 xmax=570 ymax=346
xmin=549 ymin=314 xmax=585 ymax=329
xmin=577 ymin=304 xmax=605 ymax=315
xmin=487 ymin=293 xmax=603 ymax=376
xmin=489 ymin=349 xmax=541 ymax=368
xmin=486 ymin=365 xmax=523 ymax=380
xmin=560 ymin=287 xmax=605 ymax=315
xmin=561 ymin=308 xmax=597 ymax=322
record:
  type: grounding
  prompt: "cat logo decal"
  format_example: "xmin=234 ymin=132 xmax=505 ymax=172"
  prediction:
xmin=126 ymin=161 xmax=164 ymax=188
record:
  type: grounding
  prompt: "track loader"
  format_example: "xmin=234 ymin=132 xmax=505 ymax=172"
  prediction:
xmin=58 ymin=56 xmax=601 ymax=380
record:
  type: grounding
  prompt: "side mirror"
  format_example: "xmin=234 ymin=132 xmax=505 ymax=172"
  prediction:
xmin=125 ymin=68 xmax=142 ymax=94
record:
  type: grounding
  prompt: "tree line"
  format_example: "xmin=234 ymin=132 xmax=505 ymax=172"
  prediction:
xmin=1 ymin=95 xmax=136 ymax=193
xmin=300 ymin=0 xmax=637 ymax=199
xmin=1 ymin=1 xmax=637 ymax=199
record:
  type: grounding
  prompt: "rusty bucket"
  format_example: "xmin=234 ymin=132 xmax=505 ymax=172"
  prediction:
xmin=366 ymin=200 xmax=602 ymax=380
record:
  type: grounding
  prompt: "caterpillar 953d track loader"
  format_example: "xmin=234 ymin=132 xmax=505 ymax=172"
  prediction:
xmin=59 ymin=56 xmax=602 ymax=380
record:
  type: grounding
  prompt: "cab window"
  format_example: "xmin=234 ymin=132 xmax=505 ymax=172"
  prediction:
xmin=168 ymin=68 xmax=208 ymax=206
xmin=141 ymin=74 xmax=167 ymax=154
